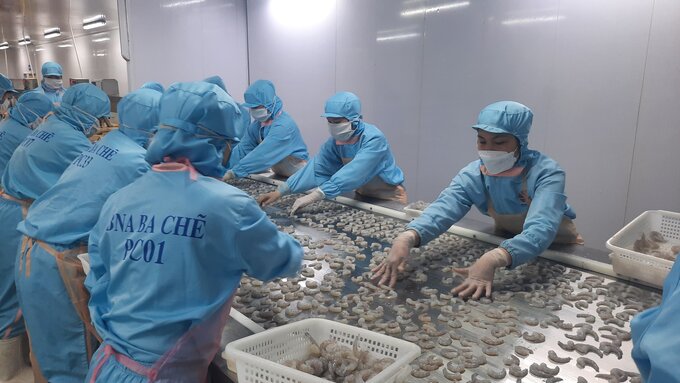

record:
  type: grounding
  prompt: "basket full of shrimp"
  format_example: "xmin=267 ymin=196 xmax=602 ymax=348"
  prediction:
xmin=606 ymin=210 xmax=680 ymax=287
xmin=223 ymin=318 xmax=421 ymax=383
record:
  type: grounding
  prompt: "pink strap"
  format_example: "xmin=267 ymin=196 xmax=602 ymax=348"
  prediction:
xmin=2 ymin=309 xmax=23 ymax=340
xmin=89 ymin=345 xmax=158 ymax=382
xmin=152 ymin=157 xmax=199 ymax=181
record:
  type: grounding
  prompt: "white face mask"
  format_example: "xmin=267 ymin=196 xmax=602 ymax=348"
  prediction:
xmin=328 ymin=121 xmax=354 ymax=141
xmin=478 ymin=150 xmax=518 ymax=175
xmin=250 ymin=107 xmax=270 ymax=122
xmin=44 ymin=78 xmax=63 ymax=90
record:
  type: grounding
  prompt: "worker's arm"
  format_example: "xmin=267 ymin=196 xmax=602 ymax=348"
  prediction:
xmin=233 ymin=194 xmax=303 ymax=280
xmin=230 ymin=122 xmax=298 ymax=178
xmin=318 ymin=135 xmax=388 ymax=198
xmin=282 ymin=139 xmax=342 ymax=195
xmin=407 ymin=167 xmax=478 ymax=246
xmin=500 ymin=167 xmax=566 ymax=268
xmin=226 ymin=121 xmax=259 ymax=170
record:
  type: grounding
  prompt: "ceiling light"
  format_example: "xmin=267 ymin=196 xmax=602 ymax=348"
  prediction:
xmin=501 ymin=15 xmax=565 ymax=26
xmin=17 ymin=36 xmax=31 ymax=45
xmin=58 ymin=43 xmax=73 ymax=48
xmin=35 ymin=47 xmax=46 ymax=52
xmin=92 ymin=37 xmax=110 ymax=43
xmin=0 ymin=42 xmax=9 ymax=50
xmin=401 ymin=2 xmax=470 ymax=17
xmin=376 ymin=32 xmax=421 ymax=42
xmin=44 ymin=27 xmax=61 ymax=39
xmin=162 ymin=0 xmax=205 ymax=8
xmin=83 ymin=14 xmax=107 ymax=30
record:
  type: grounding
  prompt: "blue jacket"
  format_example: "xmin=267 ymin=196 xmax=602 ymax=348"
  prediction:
xmin=283 ymin=122 xmax=404 ymax=198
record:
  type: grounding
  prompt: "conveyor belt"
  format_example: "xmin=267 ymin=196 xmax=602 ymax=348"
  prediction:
xmin=221 ymin=178 xmax=660 ymax=383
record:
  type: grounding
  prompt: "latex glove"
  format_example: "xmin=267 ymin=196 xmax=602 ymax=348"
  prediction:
xmin=290 ymin=189 xmax=324 ymax=215
xmin=222 ymin=170 xmax=236 ymax=182
xmin=257 ymin=190 xmax=281 ymax=207
xmin=451 ymin=247 xmax=511 ymax=300
xmin=371 ymin=230 xmax=419 ymax=288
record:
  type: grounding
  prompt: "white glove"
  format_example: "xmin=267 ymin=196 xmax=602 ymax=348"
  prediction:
xmin=371 ymin=230 xmax=419 ymax=288
xmin=222 ymin=170 xmax=236 ymax=181
xmin=290 ymin=189 xmax=324 ymax=215
xmin=451 ymin=247 xmax=511 ymax=300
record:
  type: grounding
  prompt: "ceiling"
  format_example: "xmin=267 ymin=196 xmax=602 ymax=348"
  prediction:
xmin=0 ymin=0 xmax=119 ymax=47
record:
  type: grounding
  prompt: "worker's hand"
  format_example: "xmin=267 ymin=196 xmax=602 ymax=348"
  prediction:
xmin=257 ymin=190 xmax=281 ymax=207
xmin=371 ymin=230 xmax=419 ymax=288
xmin=451 ymin=247 xmax=511 ymax=300
xmin=290 ymin=189 xmax=324 ymax=215
xmin=222 ymin=170 xmax=236 ymax=182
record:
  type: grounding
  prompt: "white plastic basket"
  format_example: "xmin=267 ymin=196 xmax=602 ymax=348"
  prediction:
xmin=606 ymin=210 xmax=680 ymax=287
xmin=222 ymin=318 xmax=421 ymax=383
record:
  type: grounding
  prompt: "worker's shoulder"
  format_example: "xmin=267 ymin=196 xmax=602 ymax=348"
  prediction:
xmin=272 ymin=111 xmax=299 ymax=129
xmin=526 ymin=151 xmax=564 ymax=176
xmin=193 ymin=177 xmax=256 ymax=203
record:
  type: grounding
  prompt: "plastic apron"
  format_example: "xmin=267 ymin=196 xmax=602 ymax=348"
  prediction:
xmin=0 ymin=189 xmax=31 ymax=339
xmin=340 ymin=157 xmax=407 ymax=203
xmin=486 ymin=172 xmax=583 ymax=245
xmin=16 ymin=236 xmax=99 ymax=382
xmin=88 ymin=296 xmax=234 ymax=383
xmin=256 ymin=123 xmax=307 ymax=178
xmin=0 ymin=190 xmax=46 ymax=382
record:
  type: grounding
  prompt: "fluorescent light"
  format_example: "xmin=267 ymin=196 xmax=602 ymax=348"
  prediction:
xmin=162 ymin=0 xmax=205 ymax=8
xmin=92 ymin=37 xmax=110 ymax=43
xmin=376 ymin=32 xmax=421 ymax=42
xmin=44 ymin=27 xmax=61 ymax=39
xmin=83 ymin=14 xmax=107 ymax=30
xmin=401 ymin=2 xmax=469 ymax=17
xmin=58 ymin=43 xmax=73 ymax=48
xmin=35 ymin=47 xmax=46 ymax=52
xmin=0 ymin=42 xmax=9 ymax=50
xmin=17 ymin=37 xmax=31 ymax=45
xmin=501 ymin=15 xmax=565 ymax=26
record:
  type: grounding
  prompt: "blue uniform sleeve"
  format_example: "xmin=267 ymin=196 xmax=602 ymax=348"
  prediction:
xmin=85 ymin=219 xmax=107 ymax=294
xmin=407 ymin=169 xmax=477 ymax=245
xmin=234 ymin=196 xmax=303 ymax=280
xmin=227 ymin=121 xmax=259 ymax=170
xmin=631 ymin=260 xmax=680 ymax=382
xmin=318 ymin=135 xmax=388 ymax=198
xmin=500 ymin=167 xmax=567 ymax=268
xmin=230 ymin=122 xmax=297 ymax=178
xmin=285 ymin=139 xmax=342 ymax=194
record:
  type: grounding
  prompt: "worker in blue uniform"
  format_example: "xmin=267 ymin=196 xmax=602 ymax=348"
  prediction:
xmin=35 ymin=61 xmax=66 ymax=105
xmin=223 ymin=79 xmax=308 ymax=180
xmin=141 ymin=81 xmax=164 ymax=93
xmin=0 ymin=91 xmax=52 ymax=381
xmin=631 ymin=255 xmax=680 ymax=383
xmin=0 ymin=73 xmax=19 ymax=119
xmin=0 ymin=83 xmax=109 ymax=381
xmin=85 ymin=81 xmax=302 ymax=382
xmin=202 ymin=75 xmax=250 ymax=141
xmin=0 ymin=92 xmax=53 ymax=176
xmin=257 ymin=91 xmax=406 ymax=214
xmin=14 ymin=88 xmax=161 ymax=382
xmin=372 ymin=101 xmax=582 ymax=299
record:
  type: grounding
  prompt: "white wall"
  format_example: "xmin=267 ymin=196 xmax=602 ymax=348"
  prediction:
xmin=247 ymin=0 xmax=680 ymax=251
xmin=124 ymin=0 xmax=248 ymax=101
